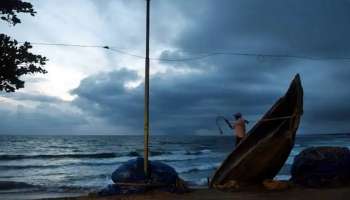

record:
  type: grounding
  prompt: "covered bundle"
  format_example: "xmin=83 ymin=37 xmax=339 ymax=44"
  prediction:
xmin=98 ymin=157 xmax=188 ymax=196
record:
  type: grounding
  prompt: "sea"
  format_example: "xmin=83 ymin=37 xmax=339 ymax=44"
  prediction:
xmin=0 ymin=134 xmax=349 ymax=199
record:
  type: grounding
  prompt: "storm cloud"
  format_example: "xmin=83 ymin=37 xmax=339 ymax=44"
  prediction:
xmin=1 ymin=0 xmax=350 ymax=135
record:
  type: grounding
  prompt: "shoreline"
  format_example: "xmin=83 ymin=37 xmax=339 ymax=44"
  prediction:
xmin=49 ymin=186 xmax=350 ymax=200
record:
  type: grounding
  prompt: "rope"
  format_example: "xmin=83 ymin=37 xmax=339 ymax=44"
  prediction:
xmin=216 ymin=115 xmax=296 ymax=135
xmin=260 ymin=115 xmax=295 ymax=122
xmin=216 ymin=116 xmax=233 ymax=134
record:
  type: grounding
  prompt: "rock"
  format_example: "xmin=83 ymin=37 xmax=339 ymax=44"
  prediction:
xmin=291 ymin=146 xmax=350 ymax=188
xmin=262 ymin=179 xmax=290 ymax=190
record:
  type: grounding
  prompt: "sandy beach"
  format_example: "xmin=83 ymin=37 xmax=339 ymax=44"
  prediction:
xmin=51 ymin=186 xmax=350 ymax=200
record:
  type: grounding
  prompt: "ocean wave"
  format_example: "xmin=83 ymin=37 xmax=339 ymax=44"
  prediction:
xmin=185 ymin=149 xmax=212 ymax=155
xmin=127 ymin=150 xmax=172 ymax=157
xmin=0 ymin=153 xmax=218 ymax=170
xmin=0 ymin=153 xmax=118 ymax=160
xmin=176 ymin=163 xmax=220 ymax=174
xmin=0 ymin=159 xmax=125 ymax=170
xmin=151 ymin=154 xmax=201 ymax=162
xmin=159 ymin=141 xmax=192 ymax=145
xmin=126 ymin=151 xmax=141 ymax=157
xmin=63 ymin=174 xmax=110 ymax=183
xmin=150 ymin=149 xmax=218 ymax=162
xmin=0 ymin=181 xmax=92 ymax=195
xmin=0 ymin=165 xmax=53 ymax=170
xmin=0 ymin=150 xmax=177 ymax=161
xmin=0 ymin=148 xmax=214 ymax=163
xmin=188 ymin=177 xmax=209 ymax=186
xmin=151 ymin=150 xmax=172 ymax=156
xmin=0 ymin=181 xmax=39 ymax=190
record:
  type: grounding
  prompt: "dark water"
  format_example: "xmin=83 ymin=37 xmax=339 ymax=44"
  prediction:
xmin=0 ymin=134 xmax=349 ymax=198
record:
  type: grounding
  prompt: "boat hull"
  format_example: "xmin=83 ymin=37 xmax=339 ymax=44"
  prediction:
xmin=210 ymin=74 xmax=303 ymax=187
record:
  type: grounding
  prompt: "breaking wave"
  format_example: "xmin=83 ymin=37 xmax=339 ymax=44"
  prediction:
xmin=0 ymin=181 xmax=38 ymax=190
xmin=176 ymin=163 xmax=220 ymax=174
xmin=0 ymin=153 xmax=118 ymax=160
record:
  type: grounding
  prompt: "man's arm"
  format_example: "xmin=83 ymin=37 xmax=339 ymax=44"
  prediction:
xmin=224 ymin=119 xmax=233 ymax=129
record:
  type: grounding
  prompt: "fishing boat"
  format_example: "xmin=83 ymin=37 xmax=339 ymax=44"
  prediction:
xmin=210 ymin=74 xmax=303 ymax=187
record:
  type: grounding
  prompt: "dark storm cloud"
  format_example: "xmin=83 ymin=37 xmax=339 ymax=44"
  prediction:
xmin=66 ymin=0 xmax=350 ymax=135
xmin=71 ymin=69 xmax=142 ymax=125
xmin=2 ymin=0 xmax=350 ymax=135
xmin=71 ymin=66 xmax=291 ymax=134
xmin=154 ymin=0 xmax=350 ymax=134
xmin=169 ymin=0 xmax=350 ymax=57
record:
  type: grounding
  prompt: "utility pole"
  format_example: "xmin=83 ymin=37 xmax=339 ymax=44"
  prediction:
xmin=144 ymin=0 xmax=151 ymax=178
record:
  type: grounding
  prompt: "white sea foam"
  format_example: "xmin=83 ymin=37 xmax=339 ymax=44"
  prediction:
xmin=200 ymin=149 xmax=212 ymax=154
xmin=150 ymin=150 xmax=220 ymax=162
xmin=193 ymin=177 xmax=210 ymax=186
xmin=151 ymin=154 xmax=202 ymax=162
xmin=176 ymin=163 xmax=221 ymax=174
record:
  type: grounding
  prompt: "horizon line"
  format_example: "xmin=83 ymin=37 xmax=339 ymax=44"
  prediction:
xmin=0 ymin=132 xmax=349 ymax=136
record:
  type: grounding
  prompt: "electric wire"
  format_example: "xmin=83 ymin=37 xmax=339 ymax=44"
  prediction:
xmin=18 ymin=41 xmax=350 ymax=62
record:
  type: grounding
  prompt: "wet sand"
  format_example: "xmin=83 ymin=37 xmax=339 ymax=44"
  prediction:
xmin=52 ymin=186 xmax=350 ymax=200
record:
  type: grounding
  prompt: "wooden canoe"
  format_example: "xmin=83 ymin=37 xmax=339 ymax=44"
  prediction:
xmin=210 ymin=74 xmax=303 ymax=187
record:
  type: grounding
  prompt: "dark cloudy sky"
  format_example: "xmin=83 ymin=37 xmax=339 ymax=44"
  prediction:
xmin=1 ymin=0 xmax=350 ymax=135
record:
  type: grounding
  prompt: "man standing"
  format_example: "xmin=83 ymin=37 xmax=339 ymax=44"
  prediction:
xmin=233 ymin=113 xmax=249 ymax=146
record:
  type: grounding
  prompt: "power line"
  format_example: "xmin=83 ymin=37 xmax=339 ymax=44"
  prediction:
xmin=108 ymin=47 xmax=218 ymax=61
xmin=108 ymin=47 xmax=145 ymax=59
xmin=21 ymin=41 xmax=108 ymax=49
xmin=18 ymin=41 xmax=350 ymax=62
